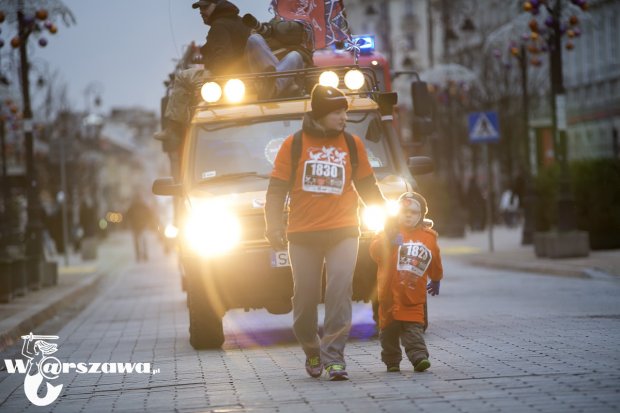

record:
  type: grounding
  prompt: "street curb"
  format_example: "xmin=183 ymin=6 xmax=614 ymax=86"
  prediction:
xmin=464 ymin=257 xmax=589 ymax=279
xmin=0 ymin=269 xmax=106 ymax=352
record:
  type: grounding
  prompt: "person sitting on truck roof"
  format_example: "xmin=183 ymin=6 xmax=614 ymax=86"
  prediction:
xmin=155 ymin=0 xmax=308 ymax=150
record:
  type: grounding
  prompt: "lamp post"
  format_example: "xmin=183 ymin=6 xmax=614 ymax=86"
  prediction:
xmin=523 ymin=0 xmax=588 ymax=232
xmin=0 ymin=0 xmax=74 ymax=277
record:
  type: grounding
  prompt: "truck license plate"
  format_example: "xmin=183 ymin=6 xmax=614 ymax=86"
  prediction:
xmin=271 ymin=251 xmax=290 ymax=267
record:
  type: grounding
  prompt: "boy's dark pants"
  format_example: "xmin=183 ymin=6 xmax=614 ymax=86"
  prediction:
xmin=380 ymin=321 xmax=428 ymax=366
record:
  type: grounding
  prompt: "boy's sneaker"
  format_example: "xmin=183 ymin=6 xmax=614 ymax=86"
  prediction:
xmin=414 ymin=359 xmax=431 ymax=372
xmin=305 ymin=356 xmax=322 ymax=378
xmin=386 ymin=364 xmax=400 ymax=373
xmin=325 ymin=364 xmax=349 ymax=381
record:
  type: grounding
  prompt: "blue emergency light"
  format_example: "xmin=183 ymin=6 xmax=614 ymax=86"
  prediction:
xmin=351 ymin=35 xmax=375 ymax=54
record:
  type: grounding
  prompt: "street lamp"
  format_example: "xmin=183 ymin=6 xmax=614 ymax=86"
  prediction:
xmin=522 ymin=0 xmax=587 ymax=231
xmin=0 ymin=0 xmax=74 ymax=281
xmin=486 ymin=12 xmax=547 ymax=245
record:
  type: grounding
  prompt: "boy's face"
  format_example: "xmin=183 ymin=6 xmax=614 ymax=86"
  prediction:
xmin=398 ymin=202 xmax=422 ymax=228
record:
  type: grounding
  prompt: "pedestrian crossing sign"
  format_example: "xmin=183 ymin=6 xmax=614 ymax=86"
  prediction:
xmin=468 ymin=111 xmax=500 ymax=143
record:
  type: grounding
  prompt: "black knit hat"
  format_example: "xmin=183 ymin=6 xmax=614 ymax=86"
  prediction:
xmin=310 ymin=84 xmax=349 ymax=119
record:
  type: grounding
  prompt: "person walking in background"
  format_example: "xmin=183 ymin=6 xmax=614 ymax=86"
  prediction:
xmin=370 ymin=192 xmax=443 ymax=373
xmin=125 ymin=195 xmax=155 ymax=262
xmin=264 ymin=85 xmax=385 ymax=381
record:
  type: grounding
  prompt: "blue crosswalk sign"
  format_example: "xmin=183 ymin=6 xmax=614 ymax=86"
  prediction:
xmin=468 ymin=112 xmax=500 ymax=143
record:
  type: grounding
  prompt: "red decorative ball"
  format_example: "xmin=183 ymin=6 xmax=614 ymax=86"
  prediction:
xmin=529 ymin=19 xmax=539 ymax=32
xmin=10 ymin=36 xmax=21 ymax=48
xmin=569 ymin=15 xmax=579 ymax=26
xmin=36 ymin=9 xmax=49 ymax=20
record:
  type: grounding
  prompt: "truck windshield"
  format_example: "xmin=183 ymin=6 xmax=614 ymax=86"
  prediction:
xmin=191 ymin=111 xmax=395 ymax=184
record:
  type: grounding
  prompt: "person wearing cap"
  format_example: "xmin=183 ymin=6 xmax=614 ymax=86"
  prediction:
xmin=264 ymin=85 xmax=385 ymax=381
xmin=369 ymin=192 xmax=444 ymax=374
xmin=156 ymin=1 xmax=306 ymax=154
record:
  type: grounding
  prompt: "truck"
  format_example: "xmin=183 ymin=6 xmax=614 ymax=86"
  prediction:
xmin=153 ymin=52 xmax=434 ymax=350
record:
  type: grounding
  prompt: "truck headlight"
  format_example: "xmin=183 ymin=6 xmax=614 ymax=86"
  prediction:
xmin=344 ymin=69 xmax=365 ymax=90
xmin=319 ymin=71 xmax=339 ymax=88
xmin=224 ymin=79 xmax=245 ymax=103
xmin=184 ymin=206 xmax=241 ymax=257
xmin=201 ymin=82 xmax=222 ymax=103
xmin=164 ymin=224 xmax=179 ymax=239
xmin=362 ymin=201 xmax=400 ymax=232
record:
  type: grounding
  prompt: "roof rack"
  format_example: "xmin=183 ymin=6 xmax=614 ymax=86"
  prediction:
xmin=193 ymin=65 xmax=382 ymax=109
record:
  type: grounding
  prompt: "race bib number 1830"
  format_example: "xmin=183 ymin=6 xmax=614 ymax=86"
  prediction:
xmin=397 ymin=242 xmax=432 ymax=277
xmin=302 ymin=160 xmax=345 ymax=195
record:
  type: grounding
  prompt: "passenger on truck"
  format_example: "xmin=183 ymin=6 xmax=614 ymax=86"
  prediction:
xmin=156 ymin=0 xmax=309 ymax=147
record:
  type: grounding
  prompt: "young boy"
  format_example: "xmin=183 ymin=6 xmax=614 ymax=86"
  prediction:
xmin=369 ymin=192 xmax=443 ymax=373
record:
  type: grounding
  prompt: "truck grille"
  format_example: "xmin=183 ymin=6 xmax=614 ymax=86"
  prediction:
xmin=239 ymin=213 xmax=267 ymax=242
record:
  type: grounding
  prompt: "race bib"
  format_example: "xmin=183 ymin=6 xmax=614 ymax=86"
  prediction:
xmin=397 ymin=242 xmax=432 ymax=277
xmin=302 ymin=160 xmax=345 ymax=195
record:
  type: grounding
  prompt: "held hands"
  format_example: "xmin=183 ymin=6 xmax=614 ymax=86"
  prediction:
xmin=266 ymin=228 xmax=288 ymax=251
xmin=426 ymin=280 xmax=440 ymax=296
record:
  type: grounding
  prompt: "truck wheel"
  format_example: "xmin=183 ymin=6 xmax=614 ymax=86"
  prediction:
xmin=187 ymin=274 xmax=224 ymax=349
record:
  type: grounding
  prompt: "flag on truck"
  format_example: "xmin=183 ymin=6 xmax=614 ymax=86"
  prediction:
xmin=270 ymin=0 xmax=351 ymax=50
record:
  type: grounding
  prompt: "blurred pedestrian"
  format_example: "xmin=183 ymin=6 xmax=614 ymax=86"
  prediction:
xmin=499 ymin=187 xmax=519 ymax=228
xmin=125 ymin=195 xmax=155 ymax=262
xmin=370 ymin=192 xmax=443 ymax=373
xmin=264 ymin=85 xmax=385 ymax=381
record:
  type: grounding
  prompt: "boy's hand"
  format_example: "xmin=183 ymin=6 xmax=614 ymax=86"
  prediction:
xmin=427 ymin=280 xmax=440 ymax=296
xmin=384 ymin=217 xmax=400 ymax=245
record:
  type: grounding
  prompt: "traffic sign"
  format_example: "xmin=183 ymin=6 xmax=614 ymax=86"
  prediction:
xmin=468 ymin=111 xmax=500 ymax=143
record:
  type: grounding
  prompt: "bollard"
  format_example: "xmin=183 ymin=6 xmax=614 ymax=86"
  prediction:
xmin=0 ymin=258 xmax=12 ymax=303
xmin=42 ymin=261 xmax=59 ymax=287
xmin=11 ymin=258 xmax=27 ymax=297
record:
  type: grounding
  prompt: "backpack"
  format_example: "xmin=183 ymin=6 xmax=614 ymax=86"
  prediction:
xmin=289 ymin=130 xmax=358 ymax=188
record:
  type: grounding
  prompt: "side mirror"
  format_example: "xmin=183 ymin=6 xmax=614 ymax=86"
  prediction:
xmin=152 ymin=177 xmax=182 ymax=196
xmin=376 ymin=92 xmax=398 ymax=116
xmin=408 ymin=156 xmax=434 ymax=175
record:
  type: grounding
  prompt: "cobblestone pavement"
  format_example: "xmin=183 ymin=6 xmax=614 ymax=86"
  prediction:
xmin=1 ymin=246 xmax=619 ymax=413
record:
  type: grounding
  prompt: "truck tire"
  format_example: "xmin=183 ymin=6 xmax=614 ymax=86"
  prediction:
xmin=187 ymin=273 xmax=225 ymax=350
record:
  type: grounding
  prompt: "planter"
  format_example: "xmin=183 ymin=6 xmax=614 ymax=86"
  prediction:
xmin=535 ymin=231 xmax=589 ymax=259
xmin=26 ymin=258 xmax=43 ymax=291
xmin=0 ymin=259 xmax=12 ymax=303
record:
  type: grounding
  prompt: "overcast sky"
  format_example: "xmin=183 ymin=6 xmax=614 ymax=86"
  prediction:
xmin=33 ymin=0 xmax=273 ymax=115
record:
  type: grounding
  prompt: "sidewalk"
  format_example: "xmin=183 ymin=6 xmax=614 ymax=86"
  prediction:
xmin=0 ymin=231 xmax=134 ymax=351
xmin=440 ymin=225 xmax=620 ymax=278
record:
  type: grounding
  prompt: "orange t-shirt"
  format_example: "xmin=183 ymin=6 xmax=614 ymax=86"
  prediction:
xmin=370 ymin=226 xmax=443 ymax=327
xmin=271 ymin=131 xmax=374 ymax=234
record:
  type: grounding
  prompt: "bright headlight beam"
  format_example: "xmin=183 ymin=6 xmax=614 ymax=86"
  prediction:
xmin=362 ymin=205 xmax=387 ymax=232
xmin=319 ymin=71 xmax=340 ymax=88
xmin=344 ymin=70 xmax=365 ymax=90
xmin=224 ymin=79 xmax=245 ymax=103
xmin=184 ymin=206 xmax=241 ymax=257
xmin=201 ymin=82 xmax=222 ymax=103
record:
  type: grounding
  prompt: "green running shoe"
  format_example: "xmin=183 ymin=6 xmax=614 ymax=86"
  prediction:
xmin=414 ymin=359 xmax=431 ymax=372
xmin=305 ymin=356 xmax=323 ymax=378
xmin=386 ymin=365 xmax=401 ymax=372
xmin=325 ymin=364 xmax=349 ymax=381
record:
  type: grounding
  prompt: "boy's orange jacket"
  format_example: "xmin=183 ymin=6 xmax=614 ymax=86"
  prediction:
xmin=370 ymin=226 xmax=443 ymax=328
